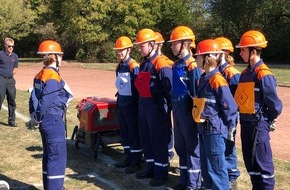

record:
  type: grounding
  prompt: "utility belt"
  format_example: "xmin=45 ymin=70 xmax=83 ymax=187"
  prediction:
xmin=239 ymin=112 xmax=266 ymax=122
xmin=0 ymin=75 xmax=13 ymax=79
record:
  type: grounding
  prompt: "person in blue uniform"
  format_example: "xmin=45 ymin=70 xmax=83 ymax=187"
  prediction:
xmin=168 ymin=26 xmax=202 ymax=190
xmin=114 ymin=36 xmax=142 ymax=174
xmin=154 ymin=31 xmax=175 ymax=163
xmin=133 ymin=28 xmax=172 ymax=187
xmin=194 ymin=39 xmax=238 ymax=190
xmin=0 ymin=38 xmax=18 ymax=127
xmin=215 ymin=37 xmax=241 ymax=189
xmin=235 ymin=30 xmax=283 ymax=190
xmin=29 ymin=40 xmax=73 ymax=190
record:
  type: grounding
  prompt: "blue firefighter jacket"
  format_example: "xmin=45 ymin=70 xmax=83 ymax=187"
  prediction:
xmin=115 ymin=57 xmax=139 ymax=107
xmin=219 ymin=62 xmax=240 ymax=95
xmin=172 ymin=53 xmax=202 ymax=101
xmin=237 ymin=60 xmax=283 ymax=122
xmin=197 ymin=68 xmax=238 ymax=134
xmin=135 ymin=52 xmax=172 ymax=106
xmin=29 ymin=66 xmax=69 ymax=121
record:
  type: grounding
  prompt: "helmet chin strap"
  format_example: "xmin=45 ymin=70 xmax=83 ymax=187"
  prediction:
xmin=121 ymin=49 xmax=129 ymax=61
xmin=247 ymin=47 xmax=254 ymax=64
xmin=55 ymin=54 xmax=60 ymax=70
xmin=145 ymin=42 xmax=155 ymax=58
xmin=177 ymin=41 xmax=185 ymax=57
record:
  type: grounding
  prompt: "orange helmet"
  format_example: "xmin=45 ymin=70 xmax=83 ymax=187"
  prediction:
xmin=134 ymin=28 xmax=156 ymax=44
xmin=195 ymin=39 xmax=223 ymax=55
xmin=37 ymin=40 xmax=63 ymax=55
xmin=168 ymin=26 xmax=195 ymax=42
xmin=114 ymin=36 xmax=133 ymax=50
xmin=236 ymin=30 xmax=267 ymax=48
xmin=215 ymin=37 xmax=234 ymax=52
xmin=155 ymin=32 xmax=164 ymax=44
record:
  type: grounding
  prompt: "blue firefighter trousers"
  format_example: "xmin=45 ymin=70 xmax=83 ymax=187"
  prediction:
xmin=240 ymin=120 xmax=275 ymax=190
xmin=225 ymin=130 xmax=240 ymax=182
xmin=173 ymin=98 xmax=201 ymax=189
xmin=118 ymin=103 xmax=142 ymax=166
xmin=40 ymin=114 xmax=66 ymax=190
xmin=167 ymin=109 xmax=174 ymax=161
xmin=200 ymin=133 xmax=229 ymax=190
xmin=138 ymin=98 xmax=168 ymax=180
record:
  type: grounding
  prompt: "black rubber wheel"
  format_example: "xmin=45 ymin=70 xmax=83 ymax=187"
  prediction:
xmin=93 ymin=133 xmax=102 ymax=158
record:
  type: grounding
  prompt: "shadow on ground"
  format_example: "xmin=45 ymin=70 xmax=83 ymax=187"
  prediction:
xmin=0 ymin=174 xmax=39 ymax=190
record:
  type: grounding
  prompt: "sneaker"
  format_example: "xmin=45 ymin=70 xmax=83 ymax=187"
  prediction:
xmin=115 ymin=160 xmax=130 ymax=168
xmin=230 ymin=180 xmax=238 ymax=190
xmin=149 ymin=178 xmax=167 ymax=187
xmin=0 ymin=180 xmax=9 ymax=190
xmin=125 ymin=165 xmax=140 ymax=174
xmin=135 ymin=170 xmax=154 ymax=179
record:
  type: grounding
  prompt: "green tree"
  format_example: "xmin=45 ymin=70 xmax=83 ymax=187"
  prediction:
xmin=46 ymin=0 xmax=162 ymax=62
xmin=206 ymin=0 xmax=290 ymax=63
xmin=0 ymin=0 xmax=36 ymax=41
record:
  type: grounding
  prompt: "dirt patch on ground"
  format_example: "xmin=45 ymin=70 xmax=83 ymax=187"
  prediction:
xmin=15 ymin=61 xmax=290 ymax=162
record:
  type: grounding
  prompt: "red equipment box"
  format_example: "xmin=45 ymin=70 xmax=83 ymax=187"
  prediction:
xmin=77 ymin=97 xmax=119 ymax=132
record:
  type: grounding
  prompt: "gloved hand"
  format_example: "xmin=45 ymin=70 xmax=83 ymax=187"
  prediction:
xmin=30 ymin=113 xmax=40 ymax=126
xmin=227 ymin=127 xmax=236 ymax=142
xmin=25 ymin=120 xmax=39 ymax=130
xmin=269 ymin=119 xmax=277 ymax=132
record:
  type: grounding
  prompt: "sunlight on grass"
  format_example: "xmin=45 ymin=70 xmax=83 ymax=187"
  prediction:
xmin=0 ymin=89 xmax=289 ymax=189
xmin=80 ymin=62 xmax=290 ymax=86
xmin=235 ymin=64 xmax=290 ymax=86
xmin=80 ymin=63 xmax=117 ymax=71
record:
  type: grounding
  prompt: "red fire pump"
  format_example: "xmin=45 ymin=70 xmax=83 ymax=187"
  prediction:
xmin=71 ymin=96 xmax=120 ymax=158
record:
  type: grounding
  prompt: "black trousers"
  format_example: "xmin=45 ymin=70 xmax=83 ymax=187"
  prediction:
xmin=0 ymin=77 xmax=16 ymax=123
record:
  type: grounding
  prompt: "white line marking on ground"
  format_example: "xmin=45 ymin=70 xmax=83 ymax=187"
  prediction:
xmin=71 ymin=172 xmax=122 ymax=190
xmin=1 ymin=105 xmax=30 ymax=122
xmin=2 ymin=107 xmax=160 ymax=189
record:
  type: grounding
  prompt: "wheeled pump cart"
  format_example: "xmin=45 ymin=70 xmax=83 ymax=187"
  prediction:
xmin=71 ymin=96 xmax=120 ymax=158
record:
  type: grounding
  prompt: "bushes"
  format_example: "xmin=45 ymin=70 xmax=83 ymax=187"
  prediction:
xmin=75 ymin=41 xmax=117 ymax=63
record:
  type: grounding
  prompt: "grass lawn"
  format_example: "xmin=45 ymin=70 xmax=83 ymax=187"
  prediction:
xmin=79 ymin=62 xmax=290 ymax=86
xmin=0 ymin=62 xmax=290 ymax=189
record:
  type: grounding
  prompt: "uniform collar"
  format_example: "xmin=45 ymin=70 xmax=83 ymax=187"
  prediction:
xmin=219 ymin=61 xmax=229 ymax=72
xmin=150 ymin=52 xmax=158 ymax=62
xmin=248 ymin=59 xmax=263 ymax=71
xmin=120 ymin=57 xmax=131 ymax=65
xmin=44 ymin=66 xmax=59 ymax=73
xmin=202 ymin=67 xmax=219 ymax=80
xmin=175 ymin=53 xmax=190 ymax=66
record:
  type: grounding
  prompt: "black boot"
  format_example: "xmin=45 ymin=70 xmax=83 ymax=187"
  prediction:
xmin=115 ymin=160 xmax=130 ymax=168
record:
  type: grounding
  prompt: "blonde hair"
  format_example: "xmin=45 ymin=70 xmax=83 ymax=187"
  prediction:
xmin=43 ymin=54 xmax=55 ymax=66
xmin=205 ymin=55 xmax=218 ymax=68
xmin=226 ymin=55 xmax=235 ymax=66
xmin=4 ymin=37 xmax=14 ymax=44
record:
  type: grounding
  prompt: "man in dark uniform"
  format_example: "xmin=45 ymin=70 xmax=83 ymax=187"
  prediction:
xmin=0 ymin=37 xmax=18 ymax=127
